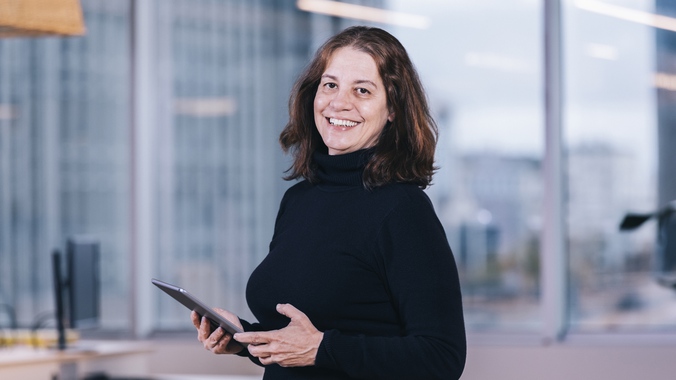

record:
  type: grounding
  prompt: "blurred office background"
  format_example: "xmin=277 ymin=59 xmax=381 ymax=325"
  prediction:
xmin=1 ymin=0 xmax=676 ymax=378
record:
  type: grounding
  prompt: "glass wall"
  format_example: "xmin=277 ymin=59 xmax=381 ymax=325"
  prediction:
xmin=1 ymin=0 xmax=676 ymax=340
xmin=151 ymin=0 xmax=305 ymax=326
xmin=388 ymin=0 xmax=544 ymax=331
xmin=149 ymin=0 xmax=544 ymax=332
xmin=565 ymin=0 xmax=676 ymax=333
xmin=0 ymin=0 xmax=131 ymax=329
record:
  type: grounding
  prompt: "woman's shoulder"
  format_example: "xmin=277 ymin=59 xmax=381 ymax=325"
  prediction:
xmin=364 ymin=182 xmax=437 ymax=222
xmin=375 ymin=182 xmax=432 ymax=205
xmin=278 ymin=179 xmax=313 ymax=206
xmin=284 ymin=179 xmax=313 ymax=194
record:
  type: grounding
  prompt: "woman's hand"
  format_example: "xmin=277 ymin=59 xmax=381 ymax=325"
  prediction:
xmin=234 ymin=303 xmax=323 ymax=367
xmin=191 ymin=308 xmax=244 ymax=355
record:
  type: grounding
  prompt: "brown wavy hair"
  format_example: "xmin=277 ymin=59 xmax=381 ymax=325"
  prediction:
xmin=279 ymin=26 xmax=438 ymax=189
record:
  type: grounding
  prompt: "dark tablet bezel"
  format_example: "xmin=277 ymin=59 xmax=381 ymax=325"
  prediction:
xmin=151 ymin=278 xmax=246 ymax=347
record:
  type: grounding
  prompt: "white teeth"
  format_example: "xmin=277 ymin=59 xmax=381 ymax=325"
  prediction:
xmin=329 ymin=118 xmax=358 ymax=127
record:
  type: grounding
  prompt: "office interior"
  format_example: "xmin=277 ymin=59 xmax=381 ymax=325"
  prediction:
xmin=1 ymin=0 xmax=676 ymax=379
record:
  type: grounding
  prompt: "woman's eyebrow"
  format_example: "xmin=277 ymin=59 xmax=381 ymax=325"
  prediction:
xmin=321 ymin=74 xmax=378 ymax=88
xmin=354 ymin=79 xmax=377 ymax=88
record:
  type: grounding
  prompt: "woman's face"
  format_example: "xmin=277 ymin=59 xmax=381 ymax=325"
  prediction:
xmin=314 ymin=47 xmax=394 ymax=156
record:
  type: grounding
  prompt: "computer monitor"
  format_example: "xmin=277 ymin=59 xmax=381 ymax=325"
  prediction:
xmin=620 ymin=201 xmax=676 ymax=288
xmin=52 ymin=236 xmax=100 ymax=350
xmin=66 ymin=237 xmax=100 ymax=329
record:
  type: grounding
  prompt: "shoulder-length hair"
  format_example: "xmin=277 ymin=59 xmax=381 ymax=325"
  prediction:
xmin=279 ymin=26 xmax=438 ymax=189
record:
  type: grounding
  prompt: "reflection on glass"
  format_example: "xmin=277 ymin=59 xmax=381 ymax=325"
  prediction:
xmin=150 ymin=0 xmax=543 ymax=332
xmin=389 ymin=0 xmax=543 ymax=331
xmin=152 ymin=0 xmax=357 ymax=327
xmin=565 ymin=0 xmax=676 ymax=332
xmin=0 ymin=0 xmax=131 ymax=329
xmin=10 ymin=0 xmax=676 ymax=337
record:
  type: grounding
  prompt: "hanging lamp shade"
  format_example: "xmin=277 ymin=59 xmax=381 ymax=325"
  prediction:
xmin=0 ymin=0 xmax=85 ymax=38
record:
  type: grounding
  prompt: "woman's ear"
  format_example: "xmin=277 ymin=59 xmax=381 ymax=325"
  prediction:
xmin=388 ymin=111 xmax=395 ymax=122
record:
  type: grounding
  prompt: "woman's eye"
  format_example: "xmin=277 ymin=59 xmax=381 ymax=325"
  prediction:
xmin=356 ymin=88 xmax=370 ymax=95
xmin=325 ymin=83 xmax=337 ymax=89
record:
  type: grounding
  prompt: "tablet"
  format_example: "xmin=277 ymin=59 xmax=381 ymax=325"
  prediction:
xmin=151 ymin=278 xmax=246 ymax=346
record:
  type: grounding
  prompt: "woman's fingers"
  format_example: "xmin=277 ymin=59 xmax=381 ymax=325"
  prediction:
xmin=213 ymin=307 xmax=244 ymax=331
xmin=234 ymin=330 xmax=271 ymax=346
xmin=197 ymin=315 xmax=212 ymax=342
xmin=191 ymin=310 xmax=201 ymax=329
xmin=204 ymin=326 xmax=225 ymax=350
xmin=191 ymin=309 xmax=244 ymax=355
xmin=212 ymin=332 xmax=236 ymax=354
xmin=233 ymin=303 xmax=323 ymax=367
xmin=275 ymin=303 xmax=302 ymax=320
xmin=259 ymin=355 xmax=275 ymax=366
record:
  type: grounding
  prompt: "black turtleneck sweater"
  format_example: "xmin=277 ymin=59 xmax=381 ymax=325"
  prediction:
xmin=241 ymin=149 xmax=466 ymax=380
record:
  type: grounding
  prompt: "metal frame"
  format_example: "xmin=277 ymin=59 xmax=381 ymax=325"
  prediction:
xmin=130 ymin=0 xmax=157 ymax=338
xmin=541 ymin=0 xmax=567 ymax=343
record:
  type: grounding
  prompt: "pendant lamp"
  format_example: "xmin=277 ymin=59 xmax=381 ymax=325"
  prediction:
xmin=0 ymin=0 xmax=85 ymax=38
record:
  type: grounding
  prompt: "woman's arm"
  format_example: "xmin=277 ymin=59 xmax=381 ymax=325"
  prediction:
xmin=314 ymin=189 xmax=466 ymax=379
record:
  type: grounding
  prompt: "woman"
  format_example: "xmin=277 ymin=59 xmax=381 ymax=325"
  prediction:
xmin=192 ymin=25 xmax=466 ymax=380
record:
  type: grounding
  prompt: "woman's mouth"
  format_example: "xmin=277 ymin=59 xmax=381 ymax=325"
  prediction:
xmin=328 ymin=117 xmax=358 ymax=127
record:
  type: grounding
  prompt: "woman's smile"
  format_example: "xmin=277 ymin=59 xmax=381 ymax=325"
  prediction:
xmin=328 ymin=117 xmax=359 ymax=128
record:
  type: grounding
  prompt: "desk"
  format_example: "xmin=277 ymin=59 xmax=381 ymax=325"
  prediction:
xmin=0 ymin=340 xmax=153 ymax=379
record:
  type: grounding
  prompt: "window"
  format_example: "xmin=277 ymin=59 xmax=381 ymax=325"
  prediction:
xmin=389 ymin=0 xmax=544 ymax=332
xmin=0 ymin=0 xmax=131 ymax=330
xmin=2 ymin=0 xmax=676 ymax=341
xmin=565 ymin=0 xmax=676 ymax=333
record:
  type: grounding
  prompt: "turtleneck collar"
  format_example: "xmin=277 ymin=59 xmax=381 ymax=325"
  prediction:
xmin=313 ymin=148 xmax=374 ymax=188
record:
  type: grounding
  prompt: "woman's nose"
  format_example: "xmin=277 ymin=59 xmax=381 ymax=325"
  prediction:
xmin=329 ymin=90 xmax=352 ymax=111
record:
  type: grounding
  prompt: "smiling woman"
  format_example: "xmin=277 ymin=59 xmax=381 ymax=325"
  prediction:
xmin=281 ymin=26 xmax=438 ymax=190
xmin=191 ymin=25 xmax=466 ymax=380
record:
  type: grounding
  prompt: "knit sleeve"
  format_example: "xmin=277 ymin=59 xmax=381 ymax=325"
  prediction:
xmin=234 ymin=319 xmax=263 ymax=366
xmin=314 ymin=189 xmax=466 ymax=379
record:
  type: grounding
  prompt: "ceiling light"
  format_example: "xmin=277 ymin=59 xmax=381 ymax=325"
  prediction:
xmin=0 ymin=104 xmax=17 ymax=120
xmin=174 ymin=98 xmax=238 ymax=118
xmin=574 ymin=0 xmax=676 ymax=33
xmin=585 ymin=42 xmax=618 ymax=60
xmin=464 ymin=52 xmax=533 ymax=73
xmin=297 ymin=0 xmax=430 ymax=30
xmin=0 ymin=0 xmax=85 ymax=38
xmin=655 ymin=73 xmax=676 ymax=92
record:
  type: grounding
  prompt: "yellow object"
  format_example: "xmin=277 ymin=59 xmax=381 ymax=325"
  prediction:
xmin=0 ymin=329 xmax=80 ymax=349
xmin=0 ymin=0 xmax=85 ymax=38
